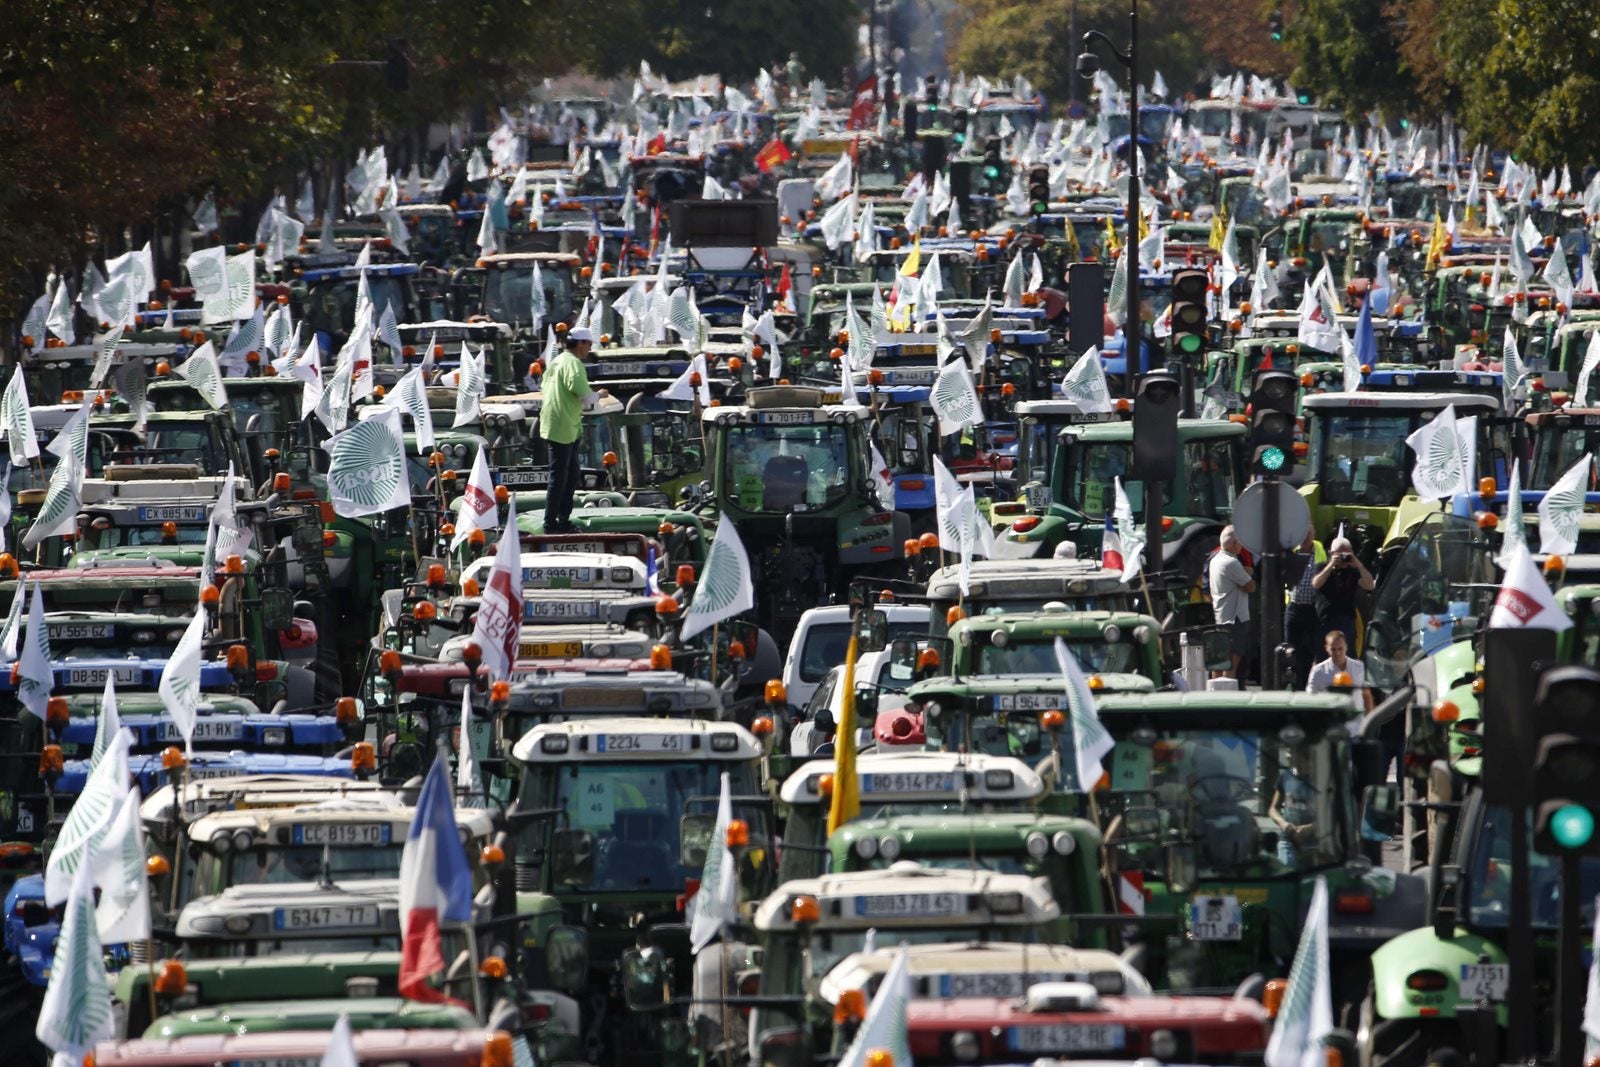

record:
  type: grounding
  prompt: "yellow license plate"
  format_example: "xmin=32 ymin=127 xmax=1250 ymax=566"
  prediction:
xmin=519 ymin=641 xmax=583 ymax=659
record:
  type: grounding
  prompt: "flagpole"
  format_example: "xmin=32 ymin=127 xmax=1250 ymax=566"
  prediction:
xmin=709 ymin=622 xmax=719 ymax=688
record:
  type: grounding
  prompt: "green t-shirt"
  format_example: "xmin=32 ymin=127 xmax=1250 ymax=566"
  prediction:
xmin=539 ymin=351 xmax=591 ymax=445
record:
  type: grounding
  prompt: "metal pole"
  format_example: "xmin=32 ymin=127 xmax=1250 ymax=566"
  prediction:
xmin=1260 ymin=478 xmax=1281 ymax=688
xmin=1068 ymin=0 xmax=1079 ymax=113
xmin=1506 ymin=807 xmax=1534 ymax=1061
xmin=1556 ymin=849 xmax=1583 ymax=1067
xmin=1142 ymin=481 xmax=1161 ymax=580
xmin=1125 ymin=0 xmax=1140 ymax=395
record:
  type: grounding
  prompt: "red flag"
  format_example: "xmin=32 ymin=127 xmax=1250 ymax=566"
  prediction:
xmin=755 ymin=138 xmax=793 ymax=173
xmin=847 ymin=75 xmax=878 ymax=131
xmin=775 ymin=264 xmax=793 ymax=311
xmin=646 ymin=132 xmax=667 ymax=155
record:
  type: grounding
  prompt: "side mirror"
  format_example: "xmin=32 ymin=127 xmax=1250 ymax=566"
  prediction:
xmin=620 ymin=946 xmax=667 ymax=1011
xmin=1434 ymin=864 xmax=1461 ymax=941
xmin=551 ymin=829 xmax=594 ymax=887
xmin=855 ymin=609 xmax=889 ymax=653
xmin=260 ymin=588 xmax=295 ymax=632
xmin=544 ymin=924 xmax=590 ymax=996
xmin=1164 ymin=841 xmax=1197 ymax=896
xmin=813 ymin=708 xmax=836 ymax=736
xmin=854 ymin=686 xmax=879 ymax=717
xmin=1202 ymin=629 xmax=1232 ymax=672
xmin=652 ymin=450 xmax=677 ymax=474
xmin=679 ymin=813 xmax=715 ymax=869
xmin=1359 ymin=783 xmax=1400 ymax=842
xmin=1122 ymin=806 xmax=1163 ymax=839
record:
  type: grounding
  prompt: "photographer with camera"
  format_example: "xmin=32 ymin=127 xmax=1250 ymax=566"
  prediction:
xmin=1310 ymin=535 xmax=1375 ymax=654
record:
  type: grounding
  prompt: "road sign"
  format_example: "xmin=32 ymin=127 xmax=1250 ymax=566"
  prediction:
xmin=1231 ymin=480 xmax=1310 ymax=555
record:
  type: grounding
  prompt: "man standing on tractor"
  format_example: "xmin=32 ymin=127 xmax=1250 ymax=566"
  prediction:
xmin=541 ymin=326 xmax=595 ymax=532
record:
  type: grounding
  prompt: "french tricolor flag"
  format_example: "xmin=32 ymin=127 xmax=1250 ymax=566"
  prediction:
xmin=399 ymin=756 xmax=475 ymax=1003
xmin=1101 ymin=512 xmax=1124 ymax=572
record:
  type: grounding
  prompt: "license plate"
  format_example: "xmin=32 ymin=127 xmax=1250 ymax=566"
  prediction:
xmin=863 ymin=772 xmax=956 ymax=793
xmin=157 ymin=719 xmax=243 ymax=742
xmin=230 ymin=1059 xmax=317 ymax=1067
xmin=292 ymin=823 xmax=392 ymax=846
xmin=596 ymin=733 xmax=685 ymax=753
xmin=900 ymin=344 xmax=936 ymax=356
xmin=47 ymin=623 xmax=113 ymax=641
xmin=138 ymin=505 xmax=206 ymax=522
xmin=62 ymin=666 xmax=141 ymax=686
xmin=272 ymin=904 xmax=380 ymax=931
xmin=994 ymin=692 xmax=1057 ymax=711
xmin=594 ymin=361 xmax=645 ymax=376
xmin=499 ymin=469 xmax=549 ymax=488
xmin=525 ymin=599 xmax=600 ymax=620
xmin=520 ymin=641 xmax=583 ymax=659
xmin=1008 ymin=1024 xmax=1126 ymax=1053
xmin=940 ymin=972 xmax=1066 ymax=998
xmin=854 ymin=892 xmax=964 ymax=918
xmin=756 ymin=411 xmax=812 ymax=425
xmin=886 ymin=368 xmax=935 ymax=384
xmin=564 ymin=688 xmax=644 ymax=709
xmin=524 ymin=567 xmax=592 ymax=585
xmin=188 ymin=767 xmax=246 ymax=780
xmin=537 ymin=539 xmax=610 ymax=554
xmin=1190 ymin=895 xmax=1244 ymax=941
xmin=1458 ymin=963 xmax=1508 ymax=1002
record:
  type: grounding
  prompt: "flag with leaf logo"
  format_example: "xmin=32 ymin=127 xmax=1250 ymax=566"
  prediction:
xmin=1405 ymin=405 xmax=1473 ymax=501
xmin=35 ymin=861 xmax=115 ymax=1063
xmin=44 ymin=728 xmax=130 ymax=905
xmin=688 ymin=772 xmax=738 ymax=953
xmin=387 ymin=366 xmax=436 ymax=454
xmin=177 ymin=340 xmax=229 ymax=411
xmin=1264 ymin=878 xmax=1333 ymax=1067
xmin=1062 ymin=348 xmax=1113 ymax=413
xmin=835 ymin=945 xmax=912 ymax=1067
xmin=1499 ymin=460 xmax=1528 ymax=566
xmin=22 ymin=454 xmax=82 ymax=551
xmin=679 ymin=520 xmax=753 ymax=642
xmin=92 ymin=674 xmax=122 ymax=768
xmin=16 ymin=581 xmax=53 ymax=720
xmin=453 ymin=344 xmax=485 ymax=429
xmin=91 ymin=788 xmax=151 ymax=943
xmin=1538 ymin=455 xmax=1592 ymax=557
xmin=325 ymin=407 xmax=411 ymax=518
xmin=0 ymin=578 xmax=24 ymax=662
xmin=930 ymin=355 xmax=981 ymax=436
xmin=1 ymin=368 xmax=40 ymax=465
xmin=1055 ymin=637 xmax=1114 ymax=791
xmin=159 ymin=611 xmax=205 ymax=756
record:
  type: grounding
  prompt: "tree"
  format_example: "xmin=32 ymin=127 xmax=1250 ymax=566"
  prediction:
xmin=587 ymin=0 xmax=859 ymax=86
xmin=1282 ymin=0 xmax=1415 ymax=117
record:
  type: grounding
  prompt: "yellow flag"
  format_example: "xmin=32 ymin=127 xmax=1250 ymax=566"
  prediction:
xmin=1425 ymin=211 xmax=1447 ymax=270
xmin=1137 ymin=209 xmax=1149 ymax=243
xmin=1208 ymin=202 xmax=1228 ymax=252
xmin=1104 ymin=216 xmax=1121 ymax=256
xmin=826 ymin=632 xmax=861 ymax=835
xmin=898 ymin=236 xmax=921 ymax=279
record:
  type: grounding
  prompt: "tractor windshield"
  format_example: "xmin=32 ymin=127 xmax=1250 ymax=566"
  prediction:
xmin=1306 ymin=412 xmax=1413 ymax=506
xmin=722 ymin=422 xmax=855 ymax=512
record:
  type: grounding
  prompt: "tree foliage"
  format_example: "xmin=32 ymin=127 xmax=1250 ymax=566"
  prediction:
xmin=588 ymin=0 xmax=861 ymax=85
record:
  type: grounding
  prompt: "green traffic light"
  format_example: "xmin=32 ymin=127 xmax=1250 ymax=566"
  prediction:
xmin=1552 ymin=804 xmax=1595 ymax=849
xmin=1259 ymin=446 xmax=1286 ymax=472
xmin=984 ymin=165 xmax=1001 ymax=180
xmin=1176 ymin=334 xmax=1203 ymax=354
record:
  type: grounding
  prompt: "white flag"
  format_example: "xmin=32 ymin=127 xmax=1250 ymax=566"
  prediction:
xmin=1264 ymin=878 xmax=1333 ymax=1067
xmin=1489 ymin=541 xmax=1571 ymax=631
xmin=452 ymin=342 xmax=487 ymax=430
xmin=867 ymin=440 xmax=895 ymax=510
xmin=320 ymin=1015 xmax=361 ymax=1067
xmin=91 ymin=674 xmax=122 ymax=768
xmin=159 ymin=611 xmax=205 ymax=757
xmin=835 ymin=945 xmax=912 ymax=1067
xmin=177 ymin=340 xmax=229 ymax=411
xmin=679 ymin=520 xmax=754 ymax=642
xmin=451 ymin=447 xmax=500 ymax=551
xmin=1061 ymin=348 xmax=1112 ymax=413
xmin=91 ymin=788 xmax=151 ymax=943
xmin=0 ymin=578 xmax=24 ymax=662
xmin=1 ymin=367 xmax=41 ymax=465
xmin=387 ymin=366 xmax=436 ymax=454
xmin=35 ymin=860 xmax=115 ymax=1064
xmin=1112 ymin=477 xmax=1145 ymax=584
xmin=1405 ymin=405 xmax=1472 ymax=501
xmin=1537 ymin=455 xmax=1592 ymax=557
xmin=21 ymin=454 xmax=82 ymax=551
xmin=1577 ymin=331 xmax=1600 ymax=407
xmin=689 ymin=772 xmax=738 ymax=953
xmin=1055 ymin=637 xmax=1114 ymax=790
xmin=1499 ymin=460 xmax=1528 ymax=566
xmin=457 ymin=687 xmax=486 ymax=808
xmin=44 ymin=727 xmax=130 ymax=904
xmin=468 ymin=496 xmax=523 ymax=681
xmin=930 ymin=356 xmax=981 ymax=435
xmin=16 ymin=581 xmax=53 ymax=720
xmin=325 ymin=407 xmax=412 ymax=518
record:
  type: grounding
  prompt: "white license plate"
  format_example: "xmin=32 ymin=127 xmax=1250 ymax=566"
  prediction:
xmin=1459 ymin=963 xmax=1508 ymax=1002
xmin=595 ymin=361 xmax=645 ymax=376
xmin=524 ymin=567 xmax=593 ymax=584
xmin=188 ymin=767 xmax=246 ymax=780
xmin=524 ymin=599 xmax=600 ymax=620
xmin=863 ymin=772 xmax=956 ymax=793
xmin=273 ymin=904 xmax=380 ymax=930
xmin=138 ymin=505 xmax=206 ymax=522
xmin=500 ymin=470 xmax=549 ymax=488
xmin=292 ymin=823 xmax=392 ymax=846
xmin=757 ymin=411 xmax=812 ymax=425
xmin=48 ymin=623 xmax=114 ymax=640
xmin=538 ymin=540 xmax=610 ymax=555
xmin=940 ymin=971 xmax=1066 ymax=998
xmin=1009 ymin=1025 xmax=1126 ymax=1053
xmin=596 ymin=734 xmax=685 ymax=753
xmin=63 ymin=666 xmax=141 ymax=686
xmin=886 ymin=368 xmax=935 ymax=384
xmin=854 ymin=892 xmax=964 ymax=918
xmin=158 ymin=719 xmax=243 ymax=742
xmin=1190 ymin=895 xmax=1244 ymax=941
xmin=995 ymin=692 xmax=1057 ymax=710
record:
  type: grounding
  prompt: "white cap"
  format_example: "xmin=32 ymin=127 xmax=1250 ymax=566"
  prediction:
xmin=567 ymin=327 xmax=595 ymax=343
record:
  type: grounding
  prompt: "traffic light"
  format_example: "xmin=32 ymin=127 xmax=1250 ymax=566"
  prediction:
xmin=1248 ymin=369 xmax=1297 ymax=476
xmin=1028 ymin=166 xmax=1051 ymax=215
xmin=1268 ymin=10 xmax=1284 ymax=41
xmin=1532 ymin=665 xmax=1600 ymax=855
xmin=1169 ymin=268 xmax=1209 ymax=360
xmin=386 ymin=38 xmax=411 ymax=93
xmin=1132 ymin=373 xmax=1181 ymax=482
xmin=982 ymin=138 xmax=1005 ymax=193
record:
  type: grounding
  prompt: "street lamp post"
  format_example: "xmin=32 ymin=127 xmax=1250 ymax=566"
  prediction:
xmin=1079 ymin=1 xmax=1140 ymax=394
